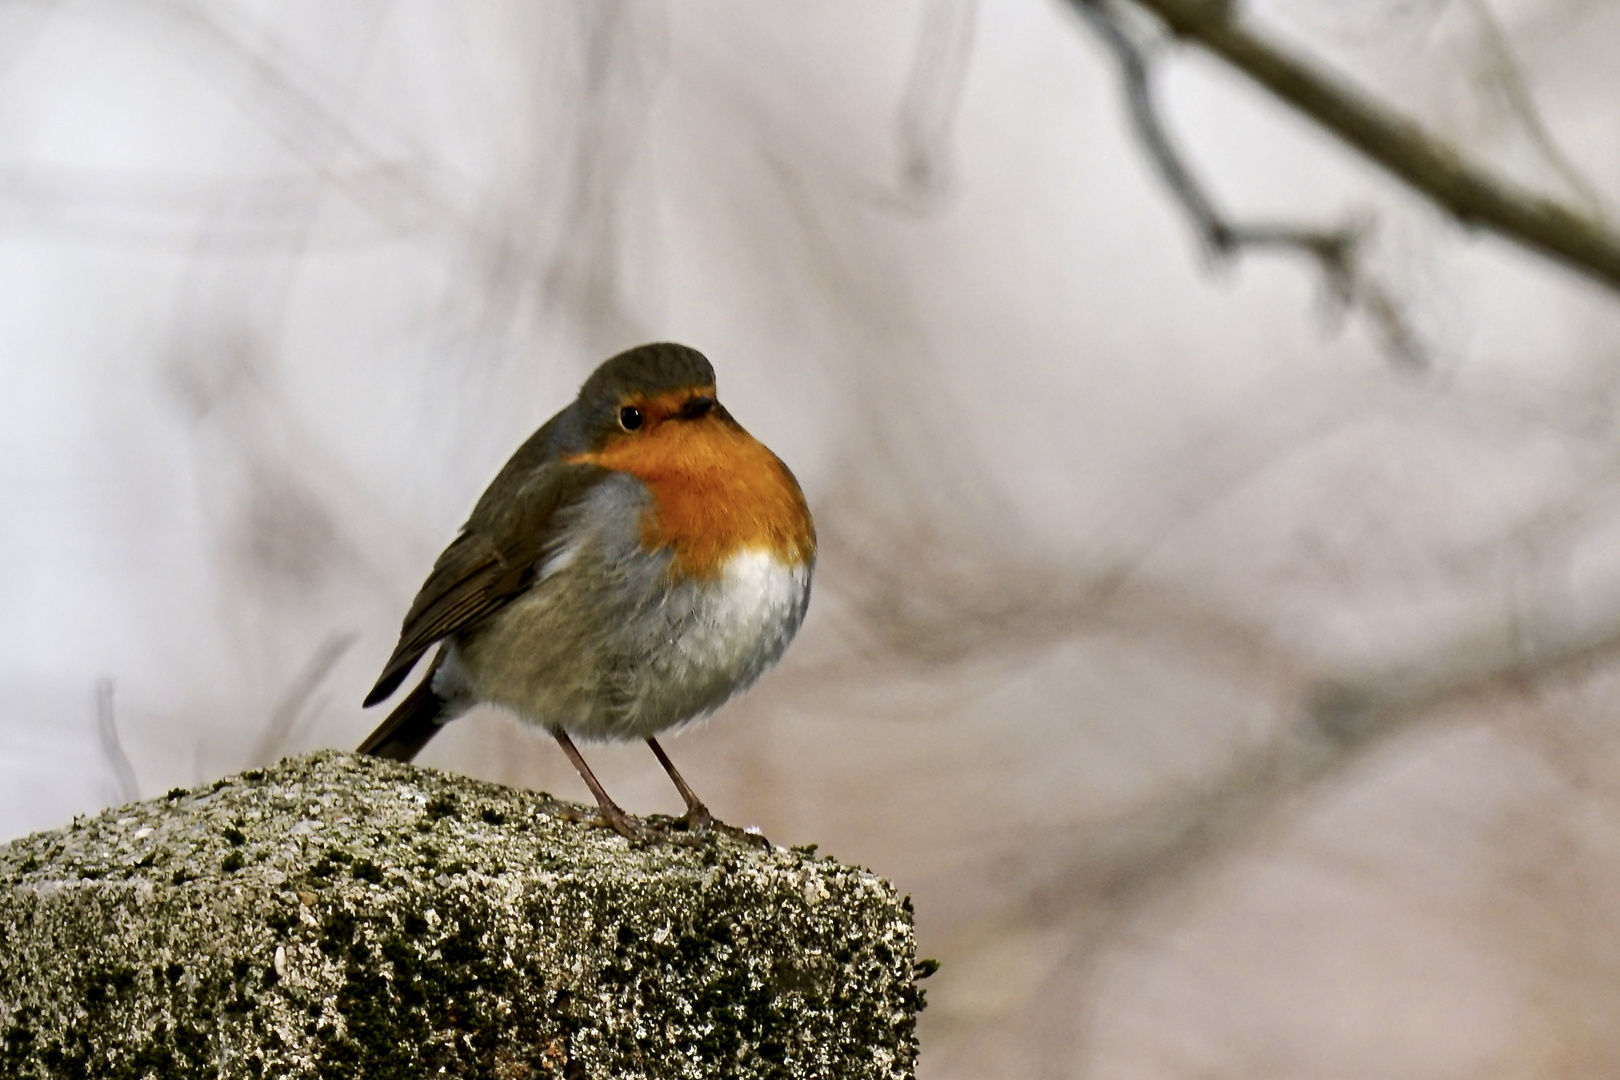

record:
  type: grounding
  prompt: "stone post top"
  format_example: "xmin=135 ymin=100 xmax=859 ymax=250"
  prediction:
xmin=0 ymin=749 xmax=874 ymax=894
xmin=0 ymin=751 xmax=923 ymax=1079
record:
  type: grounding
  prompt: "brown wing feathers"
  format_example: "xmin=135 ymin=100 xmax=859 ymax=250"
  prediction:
xmin=361 ymin=532 xmax=516 ymax=706
xmin=362 ymin=462 xmax=605 ymax=708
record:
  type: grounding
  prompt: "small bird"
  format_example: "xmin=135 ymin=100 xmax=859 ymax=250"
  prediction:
xmin=358 ymin=343 xmax=815 ymax=839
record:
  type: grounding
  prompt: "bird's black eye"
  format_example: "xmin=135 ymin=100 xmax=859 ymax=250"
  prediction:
xmin=618 ymin=406 xmax=644 ymax=432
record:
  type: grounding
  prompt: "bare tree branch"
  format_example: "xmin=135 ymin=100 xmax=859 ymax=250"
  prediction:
xmin=1068 ymin=0 xmax=1424 ymax=365
xmin=1102 ymin=0 xmax=1620 ymax=295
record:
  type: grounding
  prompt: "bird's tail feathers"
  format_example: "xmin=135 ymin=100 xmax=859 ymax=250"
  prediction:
xmin=358 ymin=655 xmax=451 ymax=762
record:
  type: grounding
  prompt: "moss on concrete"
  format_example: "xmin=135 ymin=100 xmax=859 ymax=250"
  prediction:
xmin=0 ymin=751 xmax=921 ymax=1078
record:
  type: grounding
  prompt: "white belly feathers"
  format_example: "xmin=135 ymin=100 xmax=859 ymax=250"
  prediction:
xmin=676 ymin=547 xmax=810 ymax=682
xmin=443 ymin=532 xmax=812 ymax=742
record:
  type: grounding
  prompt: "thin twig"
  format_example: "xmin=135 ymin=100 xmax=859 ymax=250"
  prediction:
xmin=249 ymin=631 xmax=358 ymax=766
xmin=1458 ymin=0 xmax=1605 ymax=217
xmin=94 ymin=678 xmax=140 ymax=804
xmin=897 ymin=0 xmax=980 ymax=199
xmin=1111 ymin=0 xmax=1620 ymax=294
xmin=1069 ymin=0 xmax=1424 ymax=365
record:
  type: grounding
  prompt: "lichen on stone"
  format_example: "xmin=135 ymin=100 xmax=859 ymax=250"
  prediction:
xmin=0 ymin=750 xmax=922 ymax=1078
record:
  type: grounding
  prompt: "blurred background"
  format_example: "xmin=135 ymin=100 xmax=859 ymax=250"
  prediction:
xmin=5 ymin=0 xmax=1620 ymax=1075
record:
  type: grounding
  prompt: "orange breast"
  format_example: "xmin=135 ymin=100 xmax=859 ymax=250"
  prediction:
xmin=569 ymin=415 xmax=815 ymax=579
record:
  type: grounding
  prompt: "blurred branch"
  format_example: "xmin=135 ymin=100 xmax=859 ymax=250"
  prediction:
xmin=95 ymin=678 xmax=140 ymax=804
xmin=146 ymin=0 xmax=455 ymax=233
xmin=1309 ymin=582 xmax=1620 ymax=745
xmin=1007 ymin=572 xmax=1620 ymax=965
xmin=1085 ymin=0 xmax=1620 ymax=296
xmin=897 ymin=0 xmax=980 ymax=201
xmin=1068 ymin=0 xmax=1423 ymax=365
xmin=951 ymin=574 xmax=1620 ymax=1077
xmin=0 ymin=164 xmax=415 ymax=250
xmin=1458 ymin=0 xmax=1605 ymax=216
xmin=249 ymin=631 xmax=357 ymax=767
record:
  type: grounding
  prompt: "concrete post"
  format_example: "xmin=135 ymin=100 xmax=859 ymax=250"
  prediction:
xmin=0 ymin=751 xmax=922 ymax=1078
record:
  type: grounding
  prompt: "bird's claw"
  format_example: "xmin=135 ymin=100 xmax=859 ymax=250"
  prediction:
xmin=678 ymin=803 xmax=713 ymax=836
xmin=588 ymin=804 xmax=651 ymax=844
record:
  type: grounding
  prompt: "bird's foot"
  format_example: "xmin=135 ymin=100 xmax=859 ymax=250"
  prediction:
xmin=567 ymin=799 xmax=769 ymax=849
xmin=632 ymin=808 xmax=768 ymax=849
xmin=709 ymin=820 xmax=772 ymax=850
xmin=677 ymin=802 xmax=713 ymax=836
xmin=586 ymin=800 xmax=649 ymax=843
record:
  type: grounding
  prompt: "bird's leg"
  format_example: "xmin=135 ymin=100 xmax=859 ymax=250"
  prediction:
xmin=646 ymin=737 xmax=712 ymax=834
xmin=553 ymin=730 xmax=641 ymax=841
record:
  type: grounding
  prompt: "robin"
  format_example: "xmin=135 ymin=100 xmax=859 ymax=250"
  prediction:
xmin=358 ymin=343 xmax=815 ymax=840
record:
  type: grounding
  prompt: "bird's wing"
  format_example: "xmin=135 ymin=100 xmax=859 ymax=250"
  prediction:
xmin=363 ymin=460 xmax=607 ymax=707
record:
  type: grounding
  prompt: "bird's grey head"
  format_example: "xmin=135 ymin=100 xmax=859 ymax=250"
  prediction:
xmin=569 ymin=343 xmax=719 ymax=448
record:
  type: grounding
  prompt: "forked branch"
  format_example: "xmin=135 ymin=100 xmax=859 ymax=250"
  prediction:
xmin=1069 ymin=0 xmax=1423 ymax=363
xmin=1108 ymin=0 xmax=1620 ymax=293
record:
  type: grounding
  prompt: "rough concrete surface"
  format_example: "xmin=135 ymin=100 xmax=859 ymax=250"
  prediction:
xmin=0 ymin=751 xmax=922 ymax=1078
